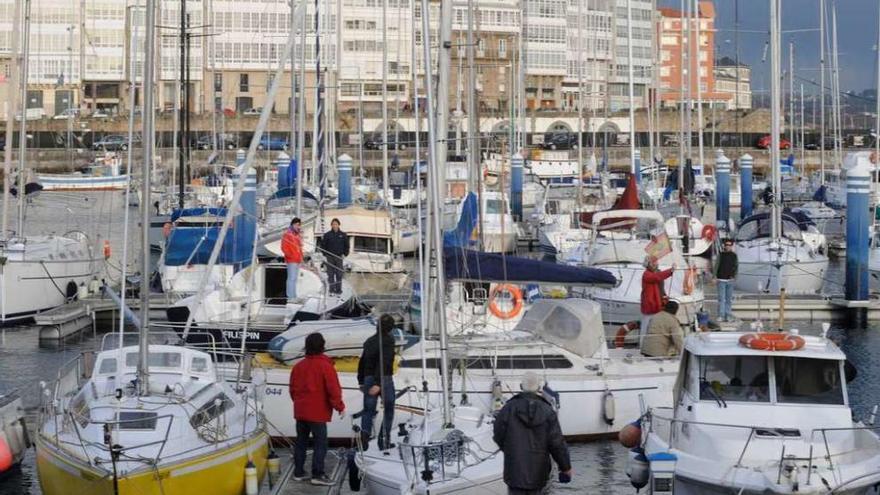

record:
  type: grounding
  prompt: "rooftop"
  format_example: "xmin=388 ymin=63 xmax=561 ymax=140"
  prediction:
xmin=685 ymin=331 xmax=846 ymax=361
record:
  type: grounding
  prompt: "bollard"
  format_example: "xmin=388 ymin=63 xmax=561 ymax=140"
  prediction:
xmin=337 ymin=153 xmax=353 ymax=207
xmin=715 ymin=149 xmax=731 ymax=228
xmin=510 ymin=152 xmax=524 ymax=221
xmin=275 ymin=152 xmax=291 ymax=194
xmin=739 ymin=153 xmax=754 ymax=220
xmin=845 ymin=152 xmax=872 ymax=327
xmin=236 ymin=149 xmax=246 ymax=166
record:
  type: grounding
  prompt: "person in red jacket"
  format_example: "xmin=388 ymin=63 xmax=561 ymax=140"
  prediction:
xmin=281 ymin=217 xmax=304 ymax=302
xmin=640 ymin=256 xmax=675 ymax=345
xmin=289 ymin=332 xmax=345 ymax=485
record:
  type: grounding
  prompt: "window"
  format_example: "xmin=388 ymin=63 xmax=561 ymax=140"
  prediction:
xmin=190 ymin=393 xmax=235 ymax=429
xmin=353 ymin=236 xmax=389 ymax=254
xmin=125 ymin=352 xmax=182 ymax=369
xmin=485 ymin=199 xmax=507 ymax=215
xmin=118 ymin=411 xmax=158 ymax=430
xmin=191 ymin=357 xmax=208 ymax=373
xmin=239 ymin=74 xmax=249 ymax=92
xmin=98 ymin=358 xmax=117 ymax=374
xmin=498 ymin=38 xmax=506 ymax=58
xmin=775 ymin=358 xmax=844 ymax=405
xmin=213 ymin=73 xmax=222 ymax=92
xmin=699 ymin=355 xmax=769 ymax=403
xmin=399 ymin=355 xmax=573 ymax=369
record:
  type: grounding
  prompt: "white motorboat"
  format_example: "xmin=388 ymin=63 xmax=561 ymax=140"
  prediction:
xmin=476 ymin=190 xmax=519 ymax=253
xmin=634 ymin=329 xmax=880 ymax=494
xmin=534 ymin=180 xmax=614 ymax=260
xmin=314 ymin=205 xmax=405 ymax=273
xmin=0 ymin=234 xmax=102 ymax=324
xmin=567 ymin=209 xmax=705 ymax=325
xmin=37 ymin=153 xmax=129 ymax=191
xmin=734 ymin=212 xmax=828 ymax=294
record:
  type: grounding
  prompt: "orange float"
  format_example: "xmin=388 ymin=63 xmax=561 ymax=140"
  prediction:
xmin=0 ymin=433 xmax=12 ymax=473
xmin=738 ymin=332 xmax=805 ymax=351
xmin=614 ymin=321 xmax=640 ymax=348
xmin=701 ymin=224 xmax=718 ymax=242
xmin=102 ymin=240 xmax=111 ymax=259
xmin=488 ymin=284 xmax=523 ymax=320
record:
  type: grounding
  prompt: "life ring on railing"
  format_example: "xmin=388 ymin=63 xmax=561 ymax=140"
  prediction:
xmin=488 ymin=284 xmax=523 ymax=320
xmin=738 ymin=332 xmax=805 ymax=351
xmin=701 ymin=224 xmax=717 ymax=242
xmin=614 ymin=321 xmax=640 ymax=348
xmin=683 ymin=266 xmax=697 ymax=295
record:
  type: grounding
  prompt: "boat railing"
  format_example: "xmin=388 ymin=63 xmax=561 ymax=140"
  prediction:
xmin=397 ymin=433 xmax=472 ymax=486
xmin=648 ymin=409 xmax=880 ymax=480
xmin=64 ymin=409 xmax=177 ymax=467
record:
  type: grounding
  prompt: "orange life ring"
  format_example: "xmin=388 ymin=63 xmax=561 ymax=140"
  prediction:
xmin=614 ymin=321 xmax=640 ymax=348
xmin=0 ymin=432 xmax=12 ymax=472
xmin=738 ymin=332 xmax=805 ymax=351
xmin=102 ymin=240 xmax=111 ymax=259
xmin=683 ymin=267 xmax=696 ymax=295
xmin=701 ymin=224 xmax=717 ymax=242
xmin=488 ymin=284 xmax=524 ymax=320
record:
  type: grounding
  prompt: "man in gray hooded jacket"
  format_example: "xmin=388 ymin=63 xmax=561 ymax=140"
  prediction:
xmin=492 ymin=372 xmax=572 ymax=494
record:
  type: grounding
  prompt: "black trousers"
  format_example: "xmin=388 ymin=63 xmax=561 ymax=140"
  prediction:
xmin=326 ymin=257 xmax=344 ymax=294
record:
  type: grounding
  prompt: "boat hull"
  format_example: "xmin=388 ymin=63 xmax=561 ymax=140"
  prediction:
xmin=735 ymin=257 xmax=828 ymax=294
xmin=37 ymin=174 xmax=129 ymax=191
xmin=36 ymin=432 xmax=269 ymax=495
xmin=0 ymin=258 xmax=99 ymax=324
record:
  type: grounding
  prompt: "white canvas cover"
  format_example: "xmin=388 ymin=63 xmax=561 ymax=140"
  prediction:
xmin=514 ymin=299 xmax=605 ymax=358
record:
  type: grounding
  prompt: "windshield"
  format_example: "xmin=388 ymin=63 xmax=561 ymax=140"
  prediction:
xmin=735 ymin=217 xmax=803 ymax=242
xmin=485 ymin=199 xmax=506 ymax=215
xmin=699 ymin=355 xmax=769 ymax=403
xmin=775 ymin=357 xmax=844 ymax=405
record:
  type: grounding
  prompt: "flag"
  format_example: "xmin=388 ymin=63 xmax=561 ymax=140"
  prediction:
xmin=645 ymin=232 xmax=672 ymax=260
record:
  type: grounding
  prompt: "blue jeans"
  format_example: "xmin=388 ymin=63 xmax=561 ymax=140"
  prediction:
xmin=718 ymin=280 xmax=734 ymax=320
xmin=286 ymin=262 xmax=300 ymax=300
xmin=294 ymin=420 xmax=327 ymax=477
xmin=361 ymin=375 xmax=395 ymax=447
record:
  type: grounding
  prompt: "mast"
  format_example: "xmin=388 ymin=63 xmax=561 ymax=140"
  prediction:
xmin=876 ymin=0 xmax=880 ymax=181
xmin=831 ymin=2 xmax=842 ymax=168
xmin=626 ymin=0 xmax=636 ymax=177
xmin=315 ymin=0 xmax=326 ymax=207
xmin=381 ymin=0 xmax=389 ymax=202
xmin=693 ymin=0 xmax=704 ymax=178
xmin=770 ymin=0 xmax=781 ymax=240
xmin=577 ymin=0 xmax=584 ymax=207
xmin=518 ymin=0 xmax=526 ymax=152
xmin=788 ymin=41 xmax=794 ymax=152
xmin=466 ymin=0 xmax=483 ymax=249
xmin=819 ymin=0 xmax=825 ymax=183
xmin=17 ymin=0 xmax=32 ymax=235
xmin=289 ymin=0 xmax=297 ymax=163
xmin=2 ymin=0 xmax=22 ymax=238
xmin=296 ymin=7 xmax=306 ymax=215
xmin=139 ymin=0 xmax=157 ymax=396
xmin=677 ymin=0 xmax=685 ymax=172
xmin=177 ymin=2 xmax=189 ymax=209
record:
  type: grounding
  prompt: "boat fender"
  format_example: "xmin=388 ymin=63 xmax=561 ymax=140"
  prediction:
xmin=77 ymin=283 xmax=89 ymax=300
xmin=619 ymin=420 xmax=642 ymax=448
xmin=683 ymin=266 xmax=697 ymax=295
xmin=701 ymin=224 xmax=717 ymax=242
xmin=103 ymin=240 xmax=111 ymax=259
xmin=347 ymin=449 xmax=362 ymax=491
xmin=66 ymin=281 xmax=79 ymax=301
xmin=602 ymin=390 xmax=615 ymax=425
xmin=614 ymin=321 xmax=639 ymax=348
xmin=0 ymin=431 xmax=13 ymax=473
xmin=267 ymin=450 xmax=281 ymax=486
xmin=625 ymin=449 xmax=650 ymax=490
xmin=244 ymin=460 xmax=258 ymax=495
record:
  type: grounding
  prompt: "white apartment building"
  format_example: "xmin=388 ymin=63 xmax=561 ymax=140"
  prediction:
xmin=522 ymin=0 xmax=567 ymax=109
xmin=562 ymin=0 xmax=613 ymax=112
xmin=714 ymin=58 xmax=751 ymax=110
xmin=609 ymin=0 xmax=654 ymax=111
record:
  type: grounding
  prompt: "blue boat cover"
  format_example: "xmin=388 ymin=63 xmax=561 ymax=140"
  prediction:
xmin=170 ymin=207 xmax=227 ymax=222
xmin=165 ymin=208 xmax=252 ymax=268
xmin=443 ymin=192 xmax=479 ymax=248
xmin=443 ymin=248 xmax=617 ymax=285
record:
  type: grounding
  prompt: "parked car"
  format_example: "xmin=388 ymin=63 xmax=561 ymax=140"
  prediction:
xmin=91 ymin=109 xmax=111 ymax=119
xmin=541 ymin=132 xmax=579 ymax=150
xmin=92 ymin=134 xmax=140 ymax=151
xmin=257 ymin=134 xmax=289 ymax=151
xmin=195 ymin=133 xmax=239 ymax=150
xmin=805 ymin=137 xmax=837 ymax=151
xmin=242 ymin=107 xmax=263 ymax=116
xmin=363 ymin=133 xmax=406 ymax=150
xmin=52 ymin=108 xmax=80 ymax=120
xmin=756 ymin=135 xmax=792 ymax=150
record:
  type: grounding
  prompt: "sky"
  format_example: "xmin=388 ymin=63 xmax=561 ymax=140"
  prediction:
xmin=658 ymin=0 xmax=880 ymax=93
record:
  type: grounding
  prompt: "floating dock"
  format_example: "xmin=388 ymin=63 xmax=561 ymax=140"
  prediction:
xmin=34 ymin=293 xmax=177 ymax=340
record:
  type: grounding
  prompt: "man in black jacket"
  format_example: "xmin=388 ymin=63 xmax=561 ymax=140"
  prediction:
xmin=493 ymin=372 xmax=572 ymax=494
xmin=320 ymin=218 xmax=349 ymax=295
xmin=357 ymin=314 xmax=396 ymax=449
xmin=715 ymin=238 xmax=738 ymax=322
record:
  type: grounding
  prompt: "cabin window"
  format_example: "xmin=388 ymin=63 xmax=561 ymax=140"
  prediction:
xmin=774 ymin=357 xmax=844 ymax=405
xmin=485 ymin=199 xmax=506 ymax=215
xmin=354 ymin=236 xmax=389 ymax=254
xmin=699 ymin=356 xmax=769 ymax=403
xmin=118 ymin=411 xmax=158 ymax=430
xmin=190 ymin=393 xmax=235 ymax=429
xmin=70 ymin=390 xmax=90 ymax=428
xmin=399 ymin=355 xmax=573 ymax=370
xmin=191 ymin=357 xmax=209 ymax=373
xmin=125 ymin=352 xmax=182 ymax=369
xmin=98 ymin=358 xmax=117 ymax=374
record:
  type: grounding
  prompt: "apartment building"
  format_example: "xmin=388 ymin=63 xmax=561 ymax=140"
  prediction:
xmin=714 ymin=56 xmax=751 ymax=110
xmin=608 ymin=0 xmax=653 ymax=112
xmin=656 ymin=1 xmax=729 ymax=109
xmin=522 ymin=0 xmax=566 ymax=110
xmin=561 ymin=0 xmax=613 ymax=112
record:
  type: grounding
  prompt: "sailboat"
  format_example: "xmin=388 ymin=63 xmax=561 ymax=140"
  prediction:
xmin=0 ymin=0 xmax=102 ymax=324
xmin=733 ymin=1 xmax=829 ymax=295
xmin=35 ymin=1 xmax=270 ymax=491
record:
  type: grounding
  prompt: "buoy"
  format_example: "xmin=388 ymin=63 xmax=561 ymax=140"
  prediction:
xmin=244 ymin=460 xmax=258 ymax=495
xmin=602 ymin=390 xmax=616 ymax=425
xmin=77 ymin=283 xmax=88 ymax=300
xmin=0 ymin=431 xmax=14 ymax=473
xmin=267 ymin=450 xmax=280 ymax=487
xmin=619 ymin=420 xmax=642 ymax=448
xmin=103 ymin=240 xmax=111 ymax=259
xmin=626 ymin=450 xmax=650 ymax=490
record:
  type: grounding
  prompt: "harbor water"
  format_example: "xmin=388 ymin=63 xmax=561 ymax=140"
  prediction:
xmin=1 ymin=192 xmax=879 ymax=494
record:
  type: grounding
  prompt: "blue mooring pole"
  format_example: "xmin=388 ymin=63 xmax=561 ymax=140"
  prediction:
xmin=511 ymin=152 xmax=523 ymax=221
xmin=739 ymin=153 xmax=753 ymax=220
xmin=337 ymin=153 xmax=352 ymax=207
xmin=845 ymin=152 xmax=872 ymax=327
xmin=715 ymin=149 xmax=730 ymax=229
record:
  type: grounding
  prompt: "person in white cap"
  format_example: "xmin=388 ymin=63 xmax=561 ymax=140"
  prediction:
xmin=493 ymin=372 xmax=572 ymax=494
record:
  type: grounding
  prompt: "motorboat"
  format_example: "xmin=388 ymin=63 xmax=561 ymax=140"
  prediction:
xmin=476 ymin=190 xmax=519 ymax=253
xmin=567 ymin=209 xmax=705 ymax=325
xmin=534 ymin=180 xmax=614 ymax=261
xmin=37 ymin=153 xmax=129 ymax=191
xmin=633 ymin=329 xmax=880 ymax=494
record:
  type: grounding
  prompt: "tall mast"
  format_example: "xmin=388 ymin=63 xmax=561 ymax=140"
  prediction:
xmin=576 ymin=0 xmax=584 ymax=207
xmin=788 ymin=41 xmax=794 ymax=152
xmin=16 ymin=0 xmax=32 ymax=235
xmin=819 ymin=0 xmax=825 ymax=182
xmin=315 ymin=0 xmax=326 ymax=207
xmin=693 ymin=0 xmax=704 ymax=177
xmin=625 ymin=0 xmax=636 ymax=177
xmin=770 ymin=0 xmax=781 ymax=240
xmin=381 ymin=0 xmax=389 ymax=202
xmin=2 ymin=0 xmax=22 ymax=239
xmin=876 ymin=0 xmax=880 ymax=182
xmin=139 ymin=0 xmax=158 ymax=396
xmin=677 ymin=0 xmax=685 ymax=172
xmin=177 ymin=1 xmax=188 ymax=209
xmin=296 ymin=7 xmax=306 ymax=215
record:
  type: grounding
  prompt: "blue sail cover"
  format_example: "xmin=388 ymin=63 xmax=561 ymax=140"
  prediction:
xmin=444 ymin=248 xmax=617 ymax=285
xmin=443 ymin=192 xmax=479 ymax=248
xmin=164 ymin=209 xmax=252 ymax=269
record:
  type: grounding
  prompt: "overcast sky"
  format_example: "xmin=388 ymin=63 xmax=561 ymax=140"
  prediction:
xmin=658 ymin=0 xmax=879 ymax=93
